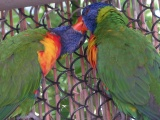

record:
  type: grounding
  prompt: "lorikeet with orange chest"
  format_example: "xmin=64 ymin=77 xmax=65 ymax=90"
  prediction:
xmin=73 ymin=2 xmax=160 ymax=120
xmin=0 ymin=25 xmax=85 ymax=119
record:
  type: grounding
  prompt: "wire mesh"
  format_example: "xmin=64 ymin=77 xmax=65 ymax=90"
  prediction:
xmin=0 ymin=0 xmax=160 ymax=120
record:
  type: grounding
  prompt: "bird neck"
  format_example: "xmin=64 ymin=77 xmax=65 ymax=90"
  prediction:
xmin=96 ymin=6 xmax=125 ymax=28
xmin=37 ymin=32 xmax=61 ymax=76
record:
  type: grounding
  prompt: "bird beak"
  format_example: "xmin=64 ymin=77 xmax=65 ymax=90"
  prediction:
xmin=72 ymin=16 xmax=88 ymax=34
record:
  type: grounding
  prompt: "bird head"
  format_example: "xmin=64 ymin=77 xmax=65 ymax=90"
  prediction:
xmin=38 ymin=26 xmax=86 ymax=76
xmin=72 ymin=2 xmax=112 ymax=33
xmin=50 ymin=25 xmax=86 ymax=56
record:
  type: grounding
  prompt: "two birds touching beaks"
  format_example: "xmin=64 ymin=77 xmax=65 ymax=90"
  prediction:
xmin=1 ymin=2 xmax=160 ymax=120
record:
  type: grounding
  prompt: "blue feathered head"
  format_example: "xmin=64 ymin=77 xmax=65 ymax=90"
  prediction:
xmin=72 ymin=2 xmax=112 ymax=33
xmin=82 ymin=2 xmax=112 ymax=33
xmin=50 ymin=25 xmax=86 ymax=56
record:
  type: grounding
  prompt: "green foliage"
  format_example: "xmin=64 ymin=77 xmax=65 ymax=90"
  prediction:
xmin=71 ymin=0 xmax=81 ymax=23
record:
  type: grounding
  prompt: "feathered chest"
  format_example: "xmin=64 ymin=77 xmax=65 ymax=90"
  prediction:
xmin=87 ymin=35 xmax=97 ymax=69
xmin=37 ymin=32 xmax=61 ymax=76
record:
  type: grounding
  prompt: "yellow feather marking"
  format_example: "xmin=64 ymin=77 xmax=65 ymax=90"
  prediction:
xmin=120 ymin=26 xmax=126 ymax=31
xmin=129 ymin=106 xmax=137 ymax=112
xmin=87 ymin=35 xmax=97 ymax=69
xmin=107 ymin=30 xmax=112 ymax=32
xmin=97 ymin=6 xmax=120 ymax=23
xmin=37 ymin=33 xmax=61 ymax=76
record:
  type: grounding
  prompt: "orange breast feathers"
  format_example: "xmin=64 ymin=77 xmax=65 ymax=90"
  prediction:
xmin=37 ymin=32 xmax=61 ymax=76
xmin=87 ymin=35 xmax=97 ymax=69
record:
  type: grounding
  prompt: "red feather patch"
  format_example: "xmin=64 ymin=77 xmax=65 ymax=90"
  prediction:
xmin=37 ymin=32 xmax=61 ymax=76
xmin=87 ymin=34 xmax=97 ymax=69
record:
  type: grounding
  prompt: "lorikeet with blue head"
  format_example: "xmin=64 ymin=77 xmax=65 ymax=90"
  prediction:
xmin=0 ymin=25 xmax=85 ymax=119
xmin=72 ymin=2 xmax=160 ymax=120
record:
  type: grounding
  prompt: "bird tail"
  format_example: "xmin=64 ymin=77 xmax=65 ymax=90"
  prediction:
xmin=0 ymin=103 xmax=19 ymax=120
xmin=136 ymin=106 xmax=160 ymax=120
xmin=135 ymin=93 xmax=160 ymax=120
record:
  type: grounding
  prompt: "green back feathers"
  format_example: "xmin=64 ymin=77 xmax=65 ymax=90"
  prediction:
xmin=0 ymin=103 xmax=19 ymax=120
xmin=0 ymin=28 xmax=47 ymax=61
xmin=94 ymin=6 xmax=160 ymax=119
xmin=0 ymin=28 xmax=47 ymax=119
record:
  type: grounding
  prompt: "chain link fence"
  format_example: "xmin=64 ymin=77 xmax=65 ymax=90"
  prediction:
xmin=0 ymin=0 xmax=160 ymax=120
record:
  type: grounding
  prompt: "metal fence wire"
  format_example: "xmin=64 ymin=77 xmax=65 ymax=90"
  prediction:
xmin=0 ymin=0 xmax=160 ymax=120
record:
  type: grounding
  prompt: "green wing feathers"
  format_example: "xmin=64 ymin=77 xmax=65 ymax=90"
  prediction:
xmin=0 ymin=28 xmax=47 ymax=119
xmin=96 ymin=16 xmax=160 ymax=119
xmin=0 ymin=103 xmax=19 ymax=120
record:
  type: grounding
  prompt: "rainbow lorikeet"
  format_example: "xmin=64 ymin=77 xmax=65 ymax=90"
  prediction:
xmin=72 ymin=2 xmax=160 ymax=120
xmin=0 ymin=25 xmax=85 ymax=119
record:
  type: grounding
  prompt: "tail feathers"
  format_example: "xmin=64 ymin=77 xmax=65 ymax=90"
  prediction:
xmin=0 ymin=103 xmax=19 ymax=120
xmin=136 ymin=94 xmax=160 ymax=120
xmin=136 ymin=105 xmax=160 ymax=120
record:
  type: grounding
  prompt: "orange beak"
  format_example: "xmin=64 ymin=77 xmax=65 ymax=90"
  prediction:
xmin=72 ymin=16 xmax=88 ymax=34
